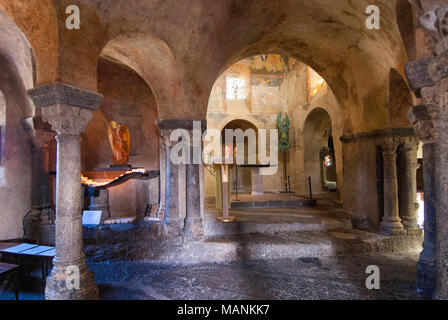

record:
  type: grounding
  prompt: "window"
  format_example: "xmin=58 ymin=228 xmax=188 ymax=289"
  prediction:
xmin=226 ymin=77 xmax=246 ymax=100
xmin=324 ymin=155 xmax=333 ymax=167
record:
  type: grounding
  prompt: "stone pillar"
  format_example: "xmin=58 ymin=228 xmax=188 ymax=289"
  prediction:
xmin=398 ymin=137 xmax=422 ymax=234
xmin=156 ymin=119 xmax=206 ymax=236
xmin=183 ymin=146 xmax=203 ymax=237
xmin=162 ymin=138 xmax=180 ymax=233
xmin=406 ymin=2 xmax=448 ymax=299
xmin=28 ymin=82 xmax=103 ymax=300
xmin=420 ymin=141 xmax=437 ymax=297
xmin=407 ymin=96 xmax=439 ymax=298
xmin=377 ymin=137 xmax=406 ymax=236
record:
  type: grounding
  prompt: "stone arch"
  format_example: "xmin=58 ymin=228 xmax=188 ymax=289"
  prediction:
xmin=0 ymin=9 xmax=36 ymax=94
xmin=0 ymin=1 xmax=58 ymax=87
xmin=302 ymin=108 xmax=336 ymax=195
xmin=216 ymin=115 xmax=262 ymax=133
xmin=221 ymin=119 xmax=259 ymax=194
xmin=389 ymin=68 xmax=414 ymax=128
xmin=100 ymin=32 xmax=186 ymax=119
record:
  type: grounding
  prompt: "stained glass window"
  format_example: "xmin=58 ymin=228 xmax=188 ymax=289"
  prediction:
xmin=324 ymin=155 xmax=333 ymax=167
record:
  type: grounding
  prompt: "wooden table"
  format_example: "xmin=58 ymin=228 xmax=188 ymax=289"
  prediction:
xmin=0 ymin=262 xmax=20 ymax=300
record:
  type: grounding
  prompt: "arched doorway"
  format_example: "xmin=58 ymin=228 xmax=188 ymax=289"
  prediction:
xmin=303 ymin=108 xmax=337 ymax=196
xmin=221 ymin=119 xmax=258 ymax=195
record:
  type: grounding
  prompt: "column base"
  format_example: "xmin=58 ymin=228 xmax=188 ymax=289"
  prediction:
xmin=379 ymin=224 xmax=407 ymax=236
xmin=250 ymin=191 xmax=264 ymax=196
xmin=182 ymin=218 xmax=203 ymax=238
xmin=45 ymin=262 xmax=98 ymax=300
xmin=401 ymin=216 xmax=422 ymax=234
xmin=405 ymin=227 xmax=423 ymax=235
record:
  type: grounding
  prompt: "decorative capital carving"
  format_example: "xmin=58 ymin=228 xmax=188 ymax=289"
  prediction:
xmin=414 ymin=3 xmax=448 ymax=55
xmin=156 ymin=119 xmax=207 ymax=148
xmin=408 ymin=105 xmax=437 ymax=144
xmin=428 ymin=50 xmax=448 ymax=83
xmin=377 ymin=137 xmax=401 ymax=154
xmin=401 ymin=136 xmax=421 ymax=150
xmin=41 ymin=104 xmax=93 ymax=136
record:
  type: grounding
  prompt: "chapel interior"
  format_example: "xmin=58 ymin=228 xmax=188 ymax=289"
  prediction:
xmin=0 ymin=0 xmax=447 ymax=300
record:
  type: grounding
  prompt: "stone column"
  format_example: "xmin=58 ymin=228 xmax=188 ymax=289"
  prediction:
xmin=377 ymin=137 xmax=406 ymax=236
xmin=28 ymin=82 xmax=103 ymax=300
xmin=156 ymin=120 xmax=182 ymax=234
xmin=398 ymin=137 xmax=422 ymax=234
xmin=183 ymin=145 xmax=203 ymax=237
xmin=407 ymin=2 xmax=448 ymax=299
xmin=156 ymin=119 xmax=206 ymax=237
xmin=407 ymin=96 xmax=439 ymax=297
xmin=183 ymin=121 xmax=206 ymax=237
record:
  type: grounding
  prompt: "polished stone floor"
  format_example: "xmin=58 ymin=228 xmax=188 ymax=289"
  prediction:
xmin=0 ymin=252 xmax=421 ymax=300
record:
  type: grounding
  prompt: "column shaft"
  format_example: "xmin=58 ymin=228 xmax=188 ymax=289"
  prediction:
xmin=398 ymin=138 xmax=421 ymax=233
xmin=164 ymin=145 xmax=180 ymax=233
xmin=379 ymin=138 xmax=405 ymax=236
xmin=417 ymin=142 xmax=437 ymax=297
xmin=183 ymin=148 xmax=203 ymax=237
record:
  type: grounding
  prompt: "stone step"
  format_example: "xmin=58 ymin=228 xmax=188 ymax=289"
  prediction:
xmin=86 ymin=229 xmax=423 ymax=265
xmin=161 ymin=232 xmax=423 ymax=264
xmin=203 ymin=212 xmax=353 ymax=238
xmin=230 ymin=199 xmax=317 ymax=209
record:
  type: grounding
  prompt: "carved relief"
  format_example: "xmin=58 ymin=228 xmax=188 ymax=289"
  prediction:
xmin=377 ymin=137 xmax=401 ymax=154
xmin=416 ymin=3 xmax=448 ymax=54
xmin=42 ymin=104 xmax=93 ymax=136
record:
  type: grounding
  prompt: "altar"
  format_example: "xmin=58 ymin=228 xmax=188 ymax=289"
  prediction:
xmin=237 ymin=164 xmax=273 ymax=196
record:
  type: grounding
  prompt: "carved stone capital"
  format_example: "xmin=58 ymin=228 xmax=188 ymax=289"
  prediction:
xmin=42 ymin=105 xmax=94 ymax=136
xmin=156 ymin=119 xmax=206 ymax=148
xmin=408 ymin=105 xmax=437 ymax=144
xmin=377 ymin=137 xmax=401 ymax=154
xmin=429 ymin=50 xmax=448 ymax=83
xmin=28 ymin=83 xmax=103 ymax=136
xmin=416 ymin=3 xmax=448 ymax=55
xmin=401 ymin=136 xmax=421 ymax=150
